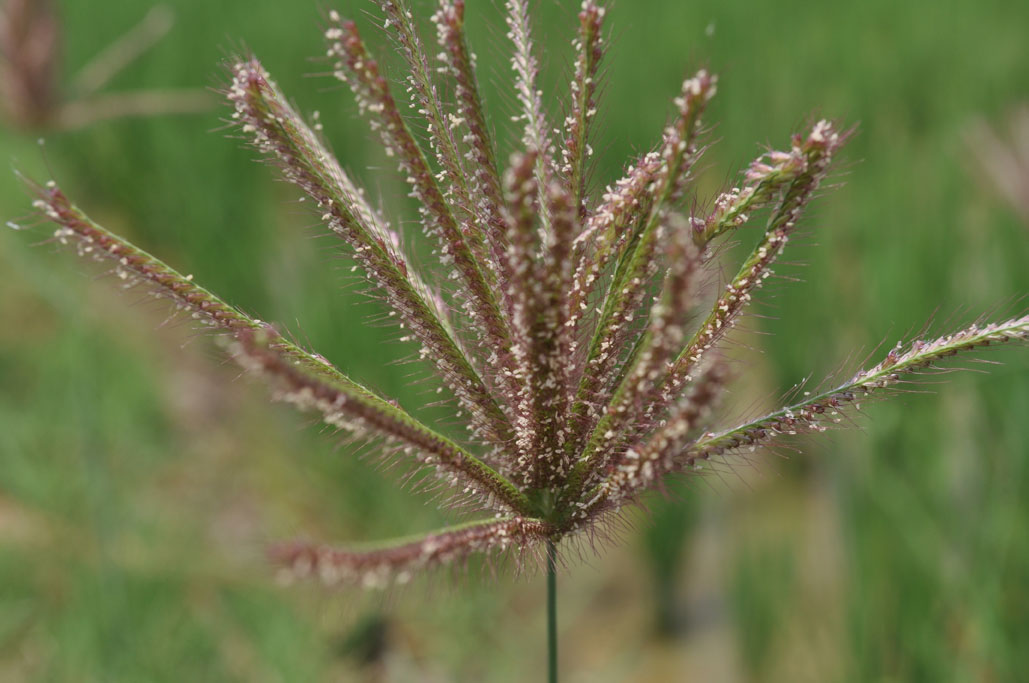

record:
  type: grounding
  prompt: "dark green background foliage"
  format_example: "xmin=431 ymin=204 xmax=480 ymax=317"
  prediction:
xmin=1 ymin=0 xmax=1027 ymax=680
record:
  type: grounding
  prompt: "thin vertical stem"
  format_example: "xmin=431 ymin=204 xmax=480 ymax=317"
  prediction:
xmin=546 ymin=539 xmax=558 ymax=683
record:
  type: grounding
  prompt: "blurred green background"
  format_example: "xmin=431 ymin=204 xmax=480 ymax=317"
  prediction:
xmin=1 ymin=0 xmax=1027 ymax=680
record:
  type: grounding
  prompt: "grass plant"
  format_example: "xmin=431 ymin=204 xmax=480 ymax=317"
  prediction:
xmin=12 ymin=1 xmax=1029 ymax=678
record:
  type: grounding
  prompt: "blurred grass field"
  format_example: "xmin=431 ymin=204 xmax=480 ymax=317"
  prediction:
xmin=1 ymin=0 xmax=1027 ymax=680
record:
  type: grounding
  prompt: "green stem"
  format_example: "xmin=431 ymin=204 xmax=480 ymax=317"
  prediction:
xmin=546 ymin=539 xmax=558 ymax=683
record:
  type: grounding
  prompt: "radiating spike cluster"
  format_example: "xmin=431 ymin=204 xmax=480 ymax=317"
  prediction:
xmin=25 ymin=1 xmax=1028 ymax=586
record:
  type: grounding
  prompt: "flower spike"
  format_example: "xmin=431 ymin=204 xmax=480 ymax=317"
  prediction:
xmin=682 ymin=315 xmax=1029 ymax=468
xmin=562 ymin=1 xmax=606 ymax=220
xmin=271 ymin=517 xmax=550 ymax=589
xmin=505 ymin=0 xmax=554 ymax=227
